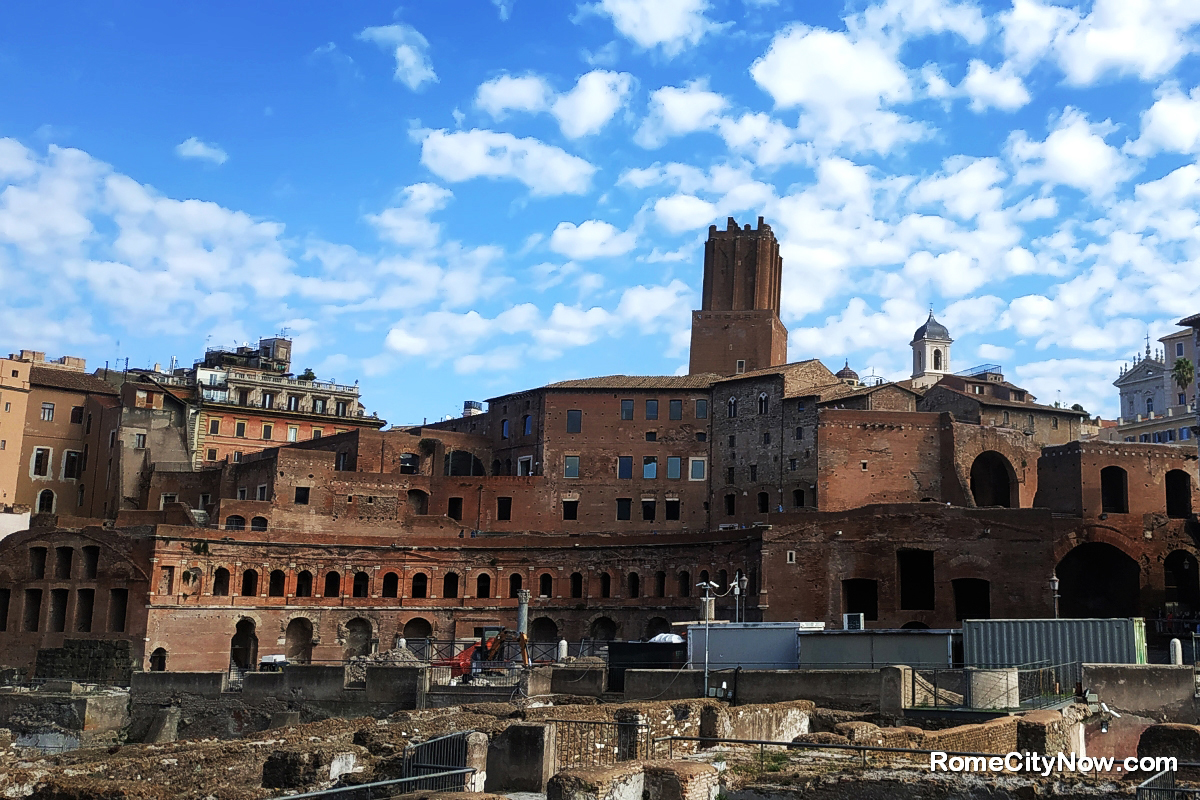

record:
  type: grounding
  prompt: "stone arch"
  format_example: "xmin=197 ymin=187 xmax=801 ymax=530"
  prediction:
xmin=970 ymin=451 xmax=1016 ymax=508
xmin=475 ymin=572 xmax=492 ymax=599
xmin=1056 ymin=542 xmax=1140 ymax=617
xmin=37 ymin=489 xmax=55 ymax=514
xmin=352 ymin=571 xmax=370 ymax=598
xmin=268 ymin=569 xmax=285 ymax=597
xmin=645 ymin=617 xmax=671 ymax=639
xmin=530 ymin=616 xmax=559 ymax=642
xmin=403 ymin=616 xmax=433 ymax=640
xmin=295 ymin=570 xmax=313 ymax=597
xmin=230 ymin=618 xmax=258 ymax=670
xmin=250 ymin=516 xmax=268 ymax=532
xmin=323 ymin=571 xmax=341 ymax=597
xmin=411 ymin=572 xmax=429 ymax=598
xmin=241 ymin=569 xmax=259 ymax=597
xmin=285 ymin=617 xmax=314 ymax=663
xmin=225 ymin=515 xmax=245 ymax=531
xmin=212 ymin=567 xmax=231 ymax=597
xmin=588 ymin=615 xmax=617 ymax=641
xmin=381 ymin=572 xmax=399 ymax=598
xmin=343 ymin=617 xmax=374 ymax=659
xmin=149 ymin=647 xmax=167 ymax=671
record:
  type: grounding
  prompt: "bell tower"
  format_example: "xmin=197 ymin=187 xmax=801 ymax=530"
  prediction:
xmin=688 ymin=216 xmax=789 ymax=376
xmin=910 ymin=311 xmax=953 ymax=388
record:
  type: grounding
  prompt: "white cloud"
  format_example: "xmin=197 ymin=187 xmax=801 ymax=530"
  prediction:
xmin=175 ymin=137 xmax=228 ymax=165
xmin=852 ymin=0 xmax=988 ymax=46
xmin=653 ymin=194 xmax=718 ymax=233
xmin=635 ymin=80 xmax=728 ymax=148
xmin=1007 ymin=108 xmax=1132 ymax=196
xmin=959 ymin=61 xmax=1031 ymax=112
xmin=475 ymin=70 xmax=632 ymax=138
xmin=909 ymin=157 xmax=1006 ymax=220
xmin=715 ymin=112 xmax=808 ymax=167
xmin=585 ymin=0 xmax=720 ymax=57
xmin=493 ymin=0 xmax=515 ymax=20
xmin=415 ymin=128 xmax=596 ymax=195
xmin=549 ymin=219 xmax=637 ymax=259
xmin=552 ymin=70 xmax=633 ymax=138
xmin=1128 ymin=84 xmax=1200 ymax=157
xmin=365 ymin=183 xmax=453 ymax=248
xmin=475 ymin=74 xmax=553 ymax=117
xmin=357 ymin=24 xmax=437 ymax=90
xmin=750 ymin=25 xmax=924 ymax=153
xmin=999 ymin=0 xmax=1200 ymax=86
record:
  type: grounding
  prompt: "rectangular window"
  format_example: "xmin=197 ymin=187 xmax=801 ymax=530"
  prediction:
xmin=736 ymin=360 xmax=746 ymax=374
xmin=645 ymin=431 xmax=657 ymax=442
xmin=665 ymin=499 xmax=680 ymax=520
xmin=497 ymin=496 xmax=512 ymax=521
xmin=696 ymin=432 xmax=707 ymax=442
xmin=237 ymin=487 xmax=247 ymax=500
xmin=262 ymin=423 xmax=273 ymax=440
xmin=23 ymin=589 xmax=42 ymax=631
xmin=77 ymin=484 xmax=85 ymax=507
xmin=667 ymin=456 xmax=681 ymax=479
xmin=696 ymin=399 xmax=708 ymax=419
xmin=1181 ymin=394 xmax=1188 ymax=406
xmin=313 ymin=398 xmax=327 ymax=414
xmin=159 ymin=492 xmax=178 ymax=509
xmin=796 ymin=427 xmax=804 ymax=440
xmin=727 ymin=465 xmax=735 ymax=483
xmin=74 ymin=588 xmax=93 ymax=632
xmin=898 ymin=549 xmax=936 ymax=610
xmin=134 ymin=433 xmax=146 ymax=449
xmin=620 ymin=399 xmax=634 ymax=420
xmin=256 ymin=485 xmax=267 ymax=501
xmin=262 ymin=393 xmax=275 ymax=409
xmin=206 ymin=448 xmax=218 ymax=461
xmin=109 ymin=430 xmax=116 ymax=447
xmin=85 ymin=413 xmax=92 ymax=433
xmin=501 ymin=419 xmax=510 ymax=439
xmin=763 ymin=432 xmax=771 ymax=445
xmin=448 ymin=497 xmax=463 ymax=520
xmin=728 ymin=434 xmax=736 ymax=446
xmin=287 ymin=395 xmax=299 ymax=411
xmin=312 ymin=429 xmax=322 ymax=439
xmin=566 ymin=409 xmax=582 ymax=433
xmin=616 ymin=497 xmax=632 ymax=520
xmin=33 ymin=448 xmax=50 ymax=476
xmin=70 ymin=406 xmax=83 ymax=424
xmin=235 ymin=421 xmax=246 ymax=437
xmin=669 ymin=399 xmax=682 ymax=420
xmin=1178 ymin=342 xmax=1186 ymax=357
xmin=294 ymin=486 xmax=310 ymax=505
xmin=198 ymin=493 xmax=210 ymax=508
xmin=643 ymin=456 xmax=657 ymax=479
xmin=642 ymin=500 xmax=656 ymax=521
xmin=562 ymin=500 xmax=578 ymax=520
xmin=108 ymin=588 xmax=128 ymax=633
xmin=646 ymin=399 xmax=658 ymax=420
xmin=1052 ymin=417 xmax=1059 ymax=430
xmin=335 ymin=400 xmax=347 ymax=416
xmin=517 ymin=456 xmax=533 ymax=476
xmin=618 ymin=456 xmax=633 ymax=479
xmin=564 ymin=455 xmax=580 ymax=478
xmin=0 ymin=440 xmax=5 ymax=450
xmin=209 ymin=418 xmax=221 ymax=435
xmin=63 ymin=451 xmax=82 ymax=480
xmin=789 ymin=458 xmax=797 ymax=471
xmin=749 ymin=464 xmax=758 ymax=481
xmin=288 ymin=426 xmax=298 ymax=442
xmin=724 ymin=493 xmax=736 ymax=515
xmin=690 ymin=458 xmax=706 ymax=480
xmin=523 ymin=415 xmax=533 ymax=435
xmin=40 ymin=402 xmax=54 ymax=421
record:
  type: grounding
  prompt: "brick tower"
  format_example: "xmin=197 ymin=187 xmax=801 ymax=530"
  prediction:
xmin=688 ymin=216 xmax=789 ymax=376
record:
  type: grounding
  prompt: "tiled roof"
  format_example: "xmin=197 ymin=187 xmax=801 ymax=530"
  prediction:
xmin=544 ymin=374 xmax=723 ymax=390
xmin=934 ymin=385 xmax=1086 ymax=415
xmin=715 ymin=359 xmax=838 ymax=397
xmin=29 ymin=366 xmax=120 ymax=395
xmin=813 ymin=381 xmax=922 ymax=404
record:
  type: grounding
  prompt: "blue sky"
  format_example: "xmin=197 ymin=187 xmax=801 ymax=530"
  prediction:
xmin=2 ymin=0 xmax=1199 ymax=424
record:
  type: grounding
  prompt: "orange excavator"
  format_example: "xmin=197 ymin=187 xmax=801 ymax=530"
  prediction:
xmin=436 ymin=626 xmax=530 ymax=678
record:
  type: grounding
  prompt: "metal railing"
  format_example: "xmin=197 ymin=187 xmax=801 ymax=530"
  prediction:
xmin=909 ymin=662 xmax=1076 ymax=711
xmin=550 ymin=719 xmax=652 ymax=771
xmin=1138 ymin=769 xmax=1200 ymax=798
xmin=429 ymin=662 xmax=523 ymax=687
xmin=283 ymin=768 xmax=474 ymax=799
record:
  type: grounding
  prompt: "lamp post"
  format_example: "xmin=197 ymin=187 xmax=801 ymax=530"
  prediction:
xmin=698 ymin=580 xmax=718 ymax=696
xmin=1050 ymin=576 xmax=1060 ymax=619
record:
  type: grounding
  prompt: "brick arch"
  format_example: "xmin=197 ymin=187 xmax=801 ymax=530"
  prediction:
xmin=1052 ymin=526 xmax=1145 ymax=566
xmin=278 ymin=611 xmax=322 ymax=644
xmin=947 ymin=554 xmax=992 ymax=571
xmin=336 ymin=613 xmax=378 ymax=643
xmin=584 ymin=611 xmax=621 ymax=639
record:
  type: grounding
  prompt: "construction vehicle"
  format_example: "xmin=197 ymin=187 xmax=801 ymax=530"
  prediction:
xmin=434 ymin=626 xmax=529 ymax=679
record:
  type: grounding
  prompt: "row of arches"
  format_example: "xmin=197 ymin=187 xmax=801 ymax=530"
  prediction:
xmin=192 ymin=564 xmax=748 ymax=602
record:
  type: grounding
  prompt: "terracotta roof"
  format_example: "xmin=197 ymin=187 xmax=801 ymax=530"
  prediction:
xmin=715 ymin=359 xmax=838 ymax=397
xmin=29 ymin=366 xmax=119 ymax=395
xmin=814 ymin=381 xmax=922 ymax=404
xmin=932 ymin=385 xmax=1085 ymax=416
xmin=544 ymin=374 xmax=723 ymax=390
xmin=1179 ymin=313 xmax=1200 ymax=328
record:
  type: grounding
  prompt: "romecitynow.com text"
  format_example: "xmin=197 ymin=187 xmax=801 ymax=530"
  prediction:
xmin=929 ymin=752 xmax=1177 ymax=775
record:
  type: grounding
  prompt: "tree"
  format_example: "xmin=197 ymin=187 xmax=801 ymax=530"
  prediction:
xmin=1070 ymin=403 xmax=1088 ymax=414
xmin=298 ymin=368 xmax=316 ymax=381
xmin=1173 ymin=357 xmax=1195 ymax=400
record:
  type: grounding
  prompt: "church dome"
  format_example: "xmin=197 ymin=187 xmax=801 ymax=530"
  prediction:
xmin=836 ymin=360 xmax=859 ymax=382
xmin=913 ymin=312 xmax=951 ymax=342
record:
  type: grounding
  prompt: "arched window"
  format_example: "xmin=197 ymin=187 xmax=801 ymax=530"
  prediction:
xmin=295 ymin=570 xmax=313 ymax=597
xmin=678 ymin=570 xmax=691 ymax=597
xmin=1101 ymin=466 xmax=1129 ymax=514
xmin=933 ymin=349 xmax=943 ymax=371
xmin=225 ymin=515 xmax=245 ymax=531
xmin=539 ymin=573 xmax=553 ymax=597
xmin=600 ymin=572 xmax=611 ymax=598
xmin=655 ymin=571 xmax=666 ymax=598
xmin=523 ymin=414 xmax=532 ymax=435
xmin=323 ymin=571 xmax=341 ymax=597
xmin=241 ymin=569 xmax=258 ymax=597
xmin=443 ymin=572 xmax=459 ymax=598
xmin=727 ymin=397 xmax=738 ymax=418
xmin=758 ymin=392 xmax=769 ymax=414
xmin=37 ymin=489 xmax=54 ymax=514
xmin=352 ymin=571 xmax=370 ymax=598
xmin=476 ymin=573 xmax=491 ymax=599
xmin=570 ymin=572 xmax=583 ymax=598
xmin=382 ymin=572 xmax=399 ymax=598
xmin=250 ymin=516 xmax=268 ymax=532
xmin=412 ymin=572 xmax=429 ymax=598
xmin=213 ymin=568 xmax=230 ymax=597
xmin=627 ymin=572 xmax=640 ymax=598
xmin=149 ymin=647 xmax=167 ymax=672
xmin=268 ymin=570 xmax=285 ymax=597
xmin=509 ymin=573 xmax=523 ymax=598
xmin=699 ymin=569 xmax=710 ymax=586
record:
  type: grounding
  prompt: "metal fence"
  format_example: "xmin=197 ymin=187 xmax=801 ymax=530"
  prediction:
xmin=281 ymin=769 xmax=475 ymax=800
xmin=909 ymin=662 xmax=1076 ymax=711
xmin=1137 ymin=769 xmax=1200 ymax=798
xmin=403 ymin=731 xmax=473 ymax=781
xmin=429 ymin=662 xmax=523 ymax=687
xmin=550 ymin=719 xmax=653 ymax=771
xmin=408 ymin=638 xmax=569 ymax=663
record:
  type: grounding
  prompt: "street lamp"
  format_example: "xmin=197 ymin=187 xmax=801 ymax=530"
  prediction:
xmin=1050 ymin=575 xmax=1060 ymax=619
xmin=698 ymin=580 xmax=719 ymax=696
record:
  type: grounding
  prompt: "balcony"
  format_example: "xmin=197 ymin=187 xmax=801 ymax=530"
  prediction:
xmin=226 ymin=371 xmax=359 ymax=395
